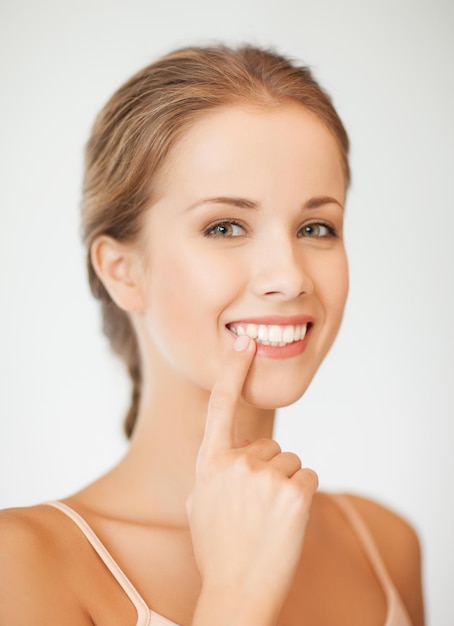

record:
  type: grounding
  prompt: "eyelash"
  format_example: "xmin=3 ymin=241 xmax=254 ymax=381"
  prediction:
xmin=203 ymin=220 xmax=338 ymax=239
xmin=297 ymin=222 xmax=338 ymax=239
xmin=204 ymin=220 xmax=247 ymax=238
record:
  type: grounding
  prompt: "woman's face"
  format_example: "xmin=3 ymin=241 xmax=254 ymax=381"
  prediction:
xmin=135 ymin=103 xmax=348 ymax=408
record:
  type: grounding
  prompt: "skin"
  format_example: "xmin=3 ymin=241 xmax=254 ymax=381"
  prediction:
xmin=133 ymin=104 xmax=348 ymax=412
xmin=0 ymin=104 xmax=424 ymax=625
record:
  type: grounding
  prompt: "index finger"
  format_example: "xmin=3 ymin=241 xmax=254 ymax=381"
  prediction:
xmin=199 ymin=335 xmax=256 ymax=455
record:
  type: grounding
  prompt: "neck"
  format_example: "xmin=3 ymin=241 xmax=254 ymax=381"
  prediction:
xmin=78 ymin=365 xmax=275 ymax=526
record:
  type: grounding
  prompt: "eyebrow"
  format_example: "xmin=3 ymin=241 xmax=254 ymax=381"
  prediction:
xmin=186 ymin=196 xmax=259 ymax=211
xmin=305 ymin=195 xmax=344 ymax=210
xmin=186 ymin=195 xmax=343 ymax=212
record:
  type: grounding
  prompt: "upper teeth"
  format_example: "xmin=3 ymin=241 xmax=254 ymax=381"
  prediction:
xmin=228 ymin=323 xmax=307 ymax=346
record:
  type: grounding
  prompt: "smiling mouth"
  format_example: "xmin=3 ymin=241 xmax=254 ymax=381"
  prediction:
xmin=227 ymin=322 xmax=310 ymax=347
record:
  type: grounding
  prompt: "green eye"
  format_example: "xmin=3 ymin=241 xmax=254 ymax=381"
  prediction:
xmin=298 ymin=223 xmax=335 ymax=238
xmin=206 ymin=221 xmax=246 ymax=237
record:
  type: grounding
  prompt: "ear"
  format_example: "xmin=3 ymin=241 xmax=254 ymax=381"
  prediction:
xmin=90 ymin=235 xmax=145 ymax=312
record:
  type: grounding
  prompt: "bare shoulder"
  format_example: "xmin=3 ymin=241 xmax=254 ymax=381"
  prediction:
xmin=0 ymin=505 xmax=92 ymax=625
xmin=343 ymin=493 xmax=425 ymax=626
xmin=0 ymin=505 xmax=59 ymax=571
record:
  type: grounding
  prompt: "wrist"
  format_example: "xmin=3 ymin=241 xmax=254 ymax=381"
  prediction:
xmin=193 ymin=581 xmax=282 ymax=626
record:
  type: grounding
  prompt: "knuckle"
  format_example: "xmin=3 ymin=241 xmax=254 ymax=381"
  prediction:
xmin=284 ymin=467 xmax=318 ymax=499
xmin=281 ymin=481 xmax=311 ymax=515
xmin=268 ymin=439 xmax=282 ymax=454
xmin=253 ymin=438 xmax=281 ymax=454
xmin=293 ymin=467 xmax=319 ymax=495
xmin=304 ymin=467 xmax=319 ymax=491
xmin=285 ymin=451 xmax=302 ymax=467
xmin=238 ymin=451 xmax=261 ymax=474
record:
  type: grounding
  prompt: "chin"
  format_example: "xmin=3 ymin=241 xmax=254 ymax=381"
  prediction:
xmin=244 ymin=395 xmax=302 ymax=411
xmin=239 ymin=351 xmax=320 ymax=409
xmin=242 ymin=373 xmax=313 ymax=410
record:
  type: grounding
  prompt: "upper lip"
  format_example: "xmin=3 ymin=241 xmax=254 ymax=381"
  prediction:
xmin=226 ymin=315 xmax=314 ymax=326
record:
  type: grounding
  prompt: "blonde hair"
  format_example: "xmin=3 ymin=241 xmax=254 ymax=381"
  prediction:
xmin=80 ymin=44 xmax=350 ymax=437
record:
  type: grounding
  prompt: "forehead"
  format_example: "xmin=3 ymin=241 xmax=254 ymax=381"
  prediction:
xmin=155 ymin=103 xmax=346 ymax=203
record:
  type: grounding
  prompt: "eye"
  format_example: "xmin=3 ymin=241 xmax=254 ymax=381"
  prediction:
xmin=205 ymin=220 xmax=246 ymax=238
xmin=298 ymin=222 xmax=337 ymax=239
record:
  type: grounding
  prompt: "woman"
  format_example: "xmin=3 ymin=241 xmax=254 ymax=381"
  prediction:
xmin=0 ymin=45 xmax=424 ymax=625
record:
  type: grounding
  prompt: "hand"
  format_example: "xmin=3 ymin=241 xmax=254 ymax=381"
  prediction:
xmin=187 ymin=335 xmax=318 ymax=623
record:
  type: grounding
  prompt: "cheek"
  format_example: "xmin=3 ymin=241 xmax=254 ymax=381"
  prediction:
xmin=142 ymin=247 xmax=243 ymax=383
xmin=148 ymin=249 xmax=239 ymax=318
xmin=315 ymin=251 xmax=349 ymax=322
xmin=146 ymin=252 xmax=212 ymax=340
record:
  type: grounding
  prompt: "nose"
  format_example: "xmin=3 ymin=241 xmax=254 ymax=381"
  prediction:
xmin=250 ymin=234 xmax=313 ymax=301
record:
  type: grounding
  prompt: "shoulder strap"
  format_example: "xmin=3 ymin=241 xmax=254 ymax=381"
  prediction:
xmin=46 ymin=501 xmax=152 ymax=625
xmin=330 ymin=494 xmax=413 ymax=626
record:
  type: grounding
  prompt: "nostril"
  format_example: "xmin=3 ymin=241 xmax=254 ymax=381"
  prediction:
xmin=252 ymin=258 xmax=313 ymax=300
xmin=263 ymin=289 xmax=307 ymax=298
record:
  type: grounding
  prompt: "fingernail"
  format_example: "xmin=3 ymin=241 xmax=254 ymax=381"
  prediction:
xmin=234 ymin=334 xmax=250 ymax=352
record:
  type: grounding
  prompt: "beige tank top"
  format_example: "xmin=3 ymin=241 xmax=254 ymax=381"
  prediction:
xmin=47 ymin=495 xmax=412 ymax=625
